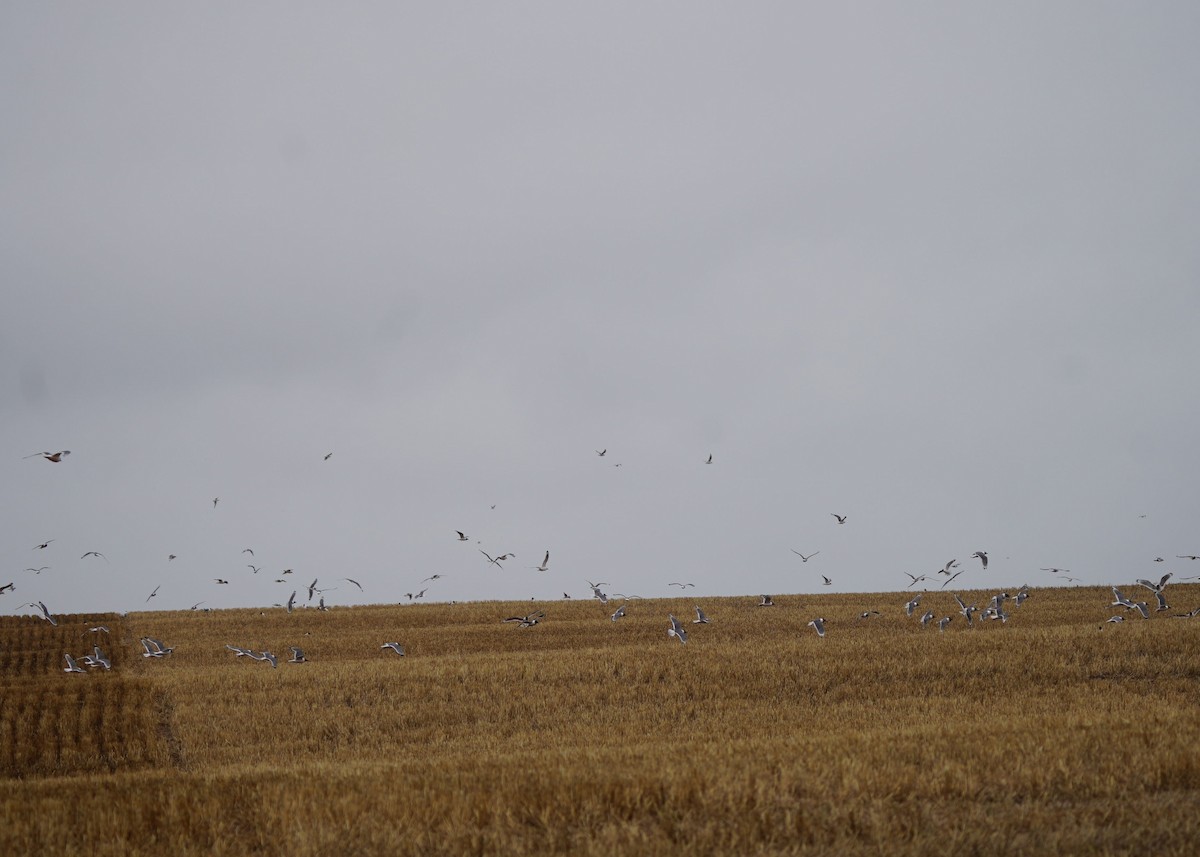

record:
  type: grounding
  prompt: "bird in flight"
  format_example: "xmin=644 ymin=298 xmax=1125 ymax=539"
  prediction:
xmin=831 ymin=514 xmax=847 ymax=524
xmin=456 ymin=531 xmax=469 ymax=541
xmin=33 ymin=540 xmax=53 ymax=550
xmin=168 ymin=554 xmax=177 ymax=561
xmin=24 ymin=450 xmax=71 ymax=462
xmin=381 ymin=642 xmax=406 ymax=656
xmin=503 ymin=611 xmax=544 ymax=628
xmin=669 ymin=582 xmax=695 ymax=589
xmin=531 ymin=551 xmax=550 ymax=572
xmin=480 ymin=550 xmax=512 ymax=569
xmin=243 ymin=548 xmax=254 ymax=556
xmin=940 ymin=560 xmax=959 ymax=574
xmin=596 ymin=449 xmax=607 ymax=457
xmin=610 ymin=604 xmax=626 ymax=621
xmin=422 ymin=574 xmax=443 ymax=583
xmin=324 ymin=453 xmax=333 ymax=460
xmin=146 ymin=586 xmax=160 ymax=602
xmin=941 ymin=570 xmax=965 ymax=588
xmin=213 ymin=497 xmax=219 ymax=508
xmin=1177 ymin=555 xmax=1200 ymax=561
xmin=706 ymin=454 xmax=713 ymax=464
xmin=0 ymin=583 xmax=14 ymax=595
xmin=343 ymin=578 xmax=363 ymax=591
xmin=758 ymin=595 xmax=775 ymax=607
xmin=214 ymin=579 xmax=229 ymax=585
xmin=247 ymin=565 xmax=261 ymax=574
xmin=286 ymin=591 xmax=297 ymax=614
xmin=693 ymin=606 xmax=710 ymax=624
xmin=858 ymin=610 xmax=881 ymax=620
xmin=821 ymin=575 xmax=832 ymax=586
xmin=904 ymin=573 xmax=928 ymax=587
xmin=1039 ymin=567 xmax=1069 ymax=573
xmin=81 ymin=551 xmax=107 ymax=561
xmin=792 ymin=550 xmax=820 ymax=562
xmin=808 ymin=618 xmax=826 ymax=638
xmin=972 ymin=551 xmax=988 ymax=569
xmin=25 ymin=567 xmax=49 ymax=574
xmin=667 ymin=614 xmax=688 ymax=644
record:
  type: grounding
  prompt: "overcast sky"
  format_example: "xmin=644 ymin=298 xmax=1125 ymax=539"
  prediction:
xmin=4 ymin=3 xmax=1199 ymax=616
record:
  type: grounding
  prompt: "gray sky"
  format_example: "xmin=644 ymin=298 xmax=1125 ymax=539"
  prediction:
xmin=4 ymin=3 xmax=1199 ymax=615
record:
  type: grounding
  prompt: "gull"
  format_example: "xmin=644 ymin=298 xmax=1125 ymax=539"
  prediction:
xmin=831 ymin=514 xmax=847 ymax=524
xmin=563 ymin=593 xmax=571 ymax=599
xmin=531 ymin=551 xmax=550 ymax=572
xmin=281 ymin=569 xmax=293 ymax=575
xmin=288 ymin=646 xmax=306 ymax=663
xmin=667 ymin=614 xmax=688 ymax=644
xmin=168 ymin=555 xmax=177 ymax=561
xmin=308 ymin=578 xmax=319 ymax=600
xmin=585 ymin=579 xmax=610 ymax=590
xmin=972 ymin=551 xmax=988 ymax=569
xmin=1014 ymin=590 xmax=1030 ymax=607
xmin=190 ymin=601 xmax=206 ymax=610
xmin=941 ymin=571 xmax=965 ymax=588
xmin=92 ymin=646 xmax=111 ymax=670
xmin=706 ymin=454 xmax=713 ymax=464
xmin=81 ymin=551 xmax=107 ymax=561
xmin=503 ymin=611 xmax=543 ymax=628
xmin=146 ymin=586 xmax=160 ymax=603
xmin=1171 ymin=606 xmax=1200 ymax=619
xmin=456 ymin=531 xmax=469 ymax=541
xmin=213 ymin=497 xmax=219 ymax=508
xmin=412 ymin=588 xmax=427 ymax=600
xmin=214 ymin=579 xmax=229 ymax=585
xmin=758 ymin=595 xmax=775 ymax=607
xmin=1111 ymin=588 xmax=1135 ymax=610
xmin=243 ymin=548 xmax=254 ymax=556
xmin=63 ymin=653 xmax=86 ymax=673
xmin=26 ymin=567 xmax=49 ymax=574
xmin=1103 ymin=615 xmax=1125 ymax=627
xmin=33 ymin=540 xmax=53 ymax=550
xmin=36 ymin=600 xmax=57 ymax=625
xmin=381 ymin=642 xmax=406 ymax=656
xmin=905 ymin=595 xmax=922 ymax=617
xmin=1154 ymin=557 xmax=1165 ymax=562
xmin=25 ymin=450 xmax=71 ymax=462
xmin=140 ymin=637 xmax=174 ymax=657
xmin=343 ymin=578 xmax=363 ymax=591
xmin=0 ymin=583 xmax=14 ymax=595
xmin=479 ymin=550 xmax=507 ymax=569
xmin=693 ymin=606 xmax=710 ymax=624
xmin=821 ymin=575 xmax=832 ymax=586
xmin=324 ymin=453 xmax=333 ymax=460
xmin=596 ymin=449 xmax=606 ymax=457
xmin=904 ymin=573 xmax=929 ymax=587
xmin=422 ymin=574 xmax=443 ymax=583
xmin=941 ymin=560 xmax=960 ymax=574
xmin=953 ymin=595 xmax=978 ymax=626
xmin=1177 ymin=555 xmax=1200 ymax=561
xmin=317 ymin=596 xmax=329 ymax=612
xmin=612 ymin=593 xmax=642 ymax=600
xmin=791 ymin=551 xmax=820 ymax=562
xmin=1039 ymin=568 xmax=1070 ymax=573
xmin=261 ymin=651 xmax=278 ymax=669
xmin=594 ymin=590 xmax=609 ymax=605
xmin=669 ymin=582 xmax=695 ymax=589
xmin=611 ymin=604 xmax=626 ymax=622
xmin=247 ymin=565 xmax=261 ymax=574
xmin=287 ymin=591 xmax=296 ymax=614
xmin=83 ymin=626 xmax=110 ymax=636
xmin=1132 ymin=601 xmax=1150 ymax=619
xmin=1137 ymin=573 xmax=1172 ymax=593
xmin=858 ymin=610 xmax=881 ymax=620
xmin=1153 ymin=590 xmax=1170 ymax=612
xmin=920 ymin=610 xmax=935 ymax=628
xmin=937 ymin=616 xmax=952 ymax=632
xmin=808 ymin=617 xmax=826 ymax=638
xmin=226 ymin=645 xmax=255 ymax=658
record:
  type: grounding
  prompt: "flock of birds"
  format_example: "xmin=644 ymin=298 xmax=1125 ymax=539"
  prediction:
xmin=10 ymin=447 xmax=1200 ymax=673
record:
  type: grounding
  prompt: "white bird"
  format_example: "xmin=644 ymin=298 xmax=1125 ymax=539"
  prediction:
xmin=531 ymin=552 xmax=550 ymax=572
xmin=941 ymin=560 xmax=959 ymax=574
xmin=858 ymin=610 xmax=881 ymax=620
xmin=758 ymin=595 xmax=775 ymax=607
xmin=941 ymin=571 xmax=965 ymax=588
xmin=667 ymin=614 xmax=688 ymax=644
xmin=791 ymin=550 xmax=820 ymax=562
xmin=503 ymin=611 xmax=544 ymax=628
xmin=381 ymin=642 xmax=406 ymax=656
xmin=669 ymin=582 xmax=696 ymax=589
xmin=1137 ymin=573 xmax=1172 ymax=593
xmin=456 ymin=531 xmax=469 ymax=541
xmin=140 ymin=637 xmax=174 ymax=657
xmin=226 ymin=645 xmax=255 ymax=657
xmin=92 ymin=645 xmax=111 ymax=670
xmin=1111 ymin=588 xmax=1135 ymax=610
xmin=831 ymin=514 xmax=847 ymax=524
xmin=1104 ymin=615 xmax=1126 ymax=627
xmin=972 ymin=551 xmax=988 ymax=569
xmin=1133 ymin=601 xmax=1150 ymax=619
xmin=36 ymin=601 xmax=57 ymax=626
xmin=261 ymin=651 xmax=278 ymax=669
xmin=63 ymin=653 xmax=86 ymax=673
xmin=808 ymin=617 xmax=826 ymax=638
xmin=25 ymin=450 xmax=71 ymax=462
xmin=286 ymin=591 xmax=296 ymax=613
xmin=904 ymin=573 xmax=929 ymax=587
xmin=937 ymin=616 xmax=952 ymax=632
xmin=288 ymin=646 xmax=306 ymax=663
xmin=693 ymin=606 xmax=710 ymax=624
xmin=953 ymin=595 xmax=977 ymax=627
xmin=1154 ymin=590 xmax=1170 ymax=612
xmin=919 ymin=610 xmax=934 ymax=627
xmin=905 ymin=595 xmax=922 ymax=617
xmin=610 ymin=604 xmax=626 ymax=622
xmin=821 ymin=575 xmax=832 ymax=586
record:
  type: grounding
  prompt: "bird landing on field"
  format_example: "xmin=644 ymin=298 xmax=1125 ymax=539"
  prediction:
xmin=693 ymin=606 xmax=710 ymax=624
xmin=758 ymin=595 xmax=775 ymax=607
xmin=667 ymin=614 xmax=688 ymax=644
xmin=503 ymin=611 xmax=544 ymax=628
xmin=808 ymin=617 xmax=826 ymax=637
xmin=63 ymin=653 xmax=86 ymax=673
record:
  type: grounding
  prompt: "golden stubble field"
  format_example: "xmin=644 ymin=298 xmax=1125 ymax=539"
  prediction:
xmin=2 ymin=584 xmax=1199 ymax=856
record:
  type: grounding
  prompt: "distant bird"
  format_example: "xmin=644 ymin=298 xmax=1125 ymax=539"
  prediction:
xmin=324 ymin=453 xmax=333 ymax=460
xmin=585 ymin=580 xmax=610 ymax=590
xmin=343 ymin=578 xmax=363 ymax=591
xmin=381 ymin=642 xmax=406 ymax=656
xmin=33 ymin=540 xmax=53 ymax=550
xmin=693 ymin=606 xmax=710 ymax=624
xmin=213 ymin=497 xmax=219 ymax=508
xmin=831 ymin=514 xmax=847 ymax=524
xmin=972 ymin=551 xmax=988 ymax=569
xmin=25 ymin=567 xmax=49 ymax=574
xmin=307 ymin=579 xmax=318 ymax=601
xmin=63 ymin=653 xmax=86 ymax=673
xmin=456 ymin=531 xmax=468 ymax=541
xmin=1103 ymin=615 xmax=1126 ymax=627
xmin=904 ymin=573 xmax=929 ymax=587
xmin=1137 ymin=573 xmax=1172 ymax=593
xmin=821 ymin=575 xmax=832 ymax=586
xmin=145 ymin=586 xmax=160 ymax=603
xmin=80 ymin=551 xmax=107 ymax=561
xmin=1177 ymin=555 xmax=1200 ymax=561
xmin=281 ymin=569 xmax=293 ymax=575
xmin=706 ymin=454 xmax=713 ymax=464
xmin=667 ymin=614 xmax=688 ymax=644
xmin=905 ymin=595 xmax=922 ymax=617
xmin=807 ymin=618 xmax=826 ymax=638
xmin=563 ymin=593 xmax=571 ymax=599
xmin=610 ymin=605 xmax=626 ymax=622
xmin=243 ymin=548 xmax=254 ymax=556
xmin=503 ymin=611 xmax=543 ymax=628
xmin=938 ymin=617 xmax=952 ymax=632
xmin=214 ymin=579 xmax=229 ymax=585
xmin=532 ymin=551 xmax=550 ymax=572
xmin=953 ymin=595 xmax=978 ymax=626
xmin=480 ymin=550 xmax=507 ymax=569
xmin=287 ymin=591 xmax=296 ymax=614
xmin=25 ymin=450 xmax=71 ymax=462
xmin=791 ymin=551 xmax=820 ymax=562
xmin=1039 ymin=568 xmax=1070 ymax=573
xmin=0 ymin=583 xmax=14 ymax=595
xmin=190 ymin=602 xmax=205 ymax=610
xmin=84 ymin=626 xmax=110 ymax=635
xmin=247 ymin=565 xmax=261 ymax=574
xmin=422 ymin=574 xmax=443 ymax=583
xmin=858 ymin=610 xmax=881 ymax=620
xmin=1154 ymin=557 xmax=1165 ymax=562
xmin=168 ymin=554 xmax=177 ymax=561
xmin=941 ymin=570 xmax=965 ymax=588
xmin=941 ymin=560 xmax=959 ymax=574
xmin=669 ymin=582 xmax=695 ymax=589
xmin=412 ymin=589 xmax=427 ymax=600
xmin=288 ymin=646 xmax=306 ymax=663
xmin=758 ymin=595 xmax=775 ymax=607
xmin=596 ymin=449 xmax=606 ymax=456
